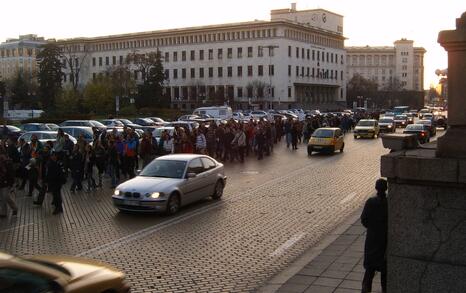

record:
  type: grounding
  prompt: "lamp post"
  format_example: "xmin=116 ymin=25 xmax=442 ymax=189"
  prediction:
xmin=259 ymin=45 xmax=279 ymax=109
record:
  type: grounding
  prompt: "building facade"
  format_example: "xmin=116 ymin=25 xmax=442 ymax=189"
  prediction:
xmin=58 ymin=5 xmax=346 ymax=110
xmin=346 ymin=39 xmax=426 ymax=91
xmin=0 ymin=34 xmax=46 ymax=80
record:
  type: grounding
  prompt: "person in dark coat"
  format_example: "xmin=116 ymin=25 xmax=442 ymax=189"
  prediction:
xmin=361 ymin=178 xmax=388 ymax=293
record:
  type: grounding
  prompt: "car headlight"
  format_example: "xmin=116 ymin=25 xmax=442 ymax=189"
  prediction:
xmin=148 ymin=192 xmax=161 ymax=199
xmin=388 ymin=125 xmax=392 ymax=128
xmin=114 ymin=189 xmax=120 ymax=196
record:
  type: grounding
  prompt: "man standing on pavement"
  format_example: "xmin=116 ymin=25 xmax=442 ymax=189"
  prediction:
xmin=45 ymin=152 xmax=66 ymax=214
xmin=360 ymin=178 xmax=388 ymax=293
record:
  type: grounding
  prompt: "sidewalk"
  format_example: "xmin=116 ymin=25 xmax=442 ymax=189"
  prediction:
xmin=259 ymin=212 xmax=384 ymax=293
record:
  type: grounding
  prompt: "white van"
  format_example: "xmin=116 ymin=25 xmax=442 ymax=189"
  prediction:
xmin=193 ymin=106 xmax=233 ymax=120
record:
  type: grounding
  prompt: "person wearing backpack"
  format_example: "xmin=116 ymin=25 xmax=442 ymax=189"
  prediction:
xmin=0 ymin=144 xmax=18 ymax=217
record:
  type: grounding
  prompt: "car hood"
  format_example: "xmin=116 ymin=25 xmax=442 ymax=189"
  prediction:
xmin=116 ymin=176 xmax=183 ymax=194
xmin=27 ymin=255 xmax=123 ymax=285
xmin=379 ymin=123 xmax=393 ymax=126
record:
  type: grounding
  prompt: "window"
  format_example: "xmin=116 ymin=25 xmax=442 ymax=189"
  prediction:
xmin=312 ymin=68 xmax=315 ymax=77
xmin=237 ymin=66 xmax=243 ymax=77
xmin=164 ymin=69 xmax=169 ymax=79
xmin=237 ymin=87 xmax=243 ymax=98
xmin=258 ymin=46 xmax=263 ymax=57
xmin=190 ymin=50 xmax=195 ymax=61
xmin=182 ymin=68 xmax=186 ymax=79
xmin=208 ymin=49 xmax=213 ymax=60
xmin=208 ymin=67 xmax=213 ymax=78
xmin=312 ymin=50 xmax=315 ymax=61
xmin=187 ymin=158 xmax=204 ymax=174
xmin=173 ymin=69 xmax=178 ymax=79
xmin=269 ymin=65 xmax=274 ymax=76
xmin=288 ymin=65 xmax=291 ymax=76
xmin=112 ymin=56 xmax=116 ymax=65
xmin=402 ymin=57 xmax=408 ymax=63
xmin=296 ymin=47 xmax=299 ymax=58
xmin=92 ymin=73 xmax=96 ymax=80
xmin=119 ymin=56 xmax=123 ymax=65
xmin=237 ymin=47 xmax=243 ymax=58
xmin=306 ymin=67 xmax=309 ymax=77
xmin=218 ymin=67 xmax=223 ymax=77
xmin=227 ymin=66 xmax=232 ymax=77
xmin=302 ymin=48 xmax=305 ymax=59
xmin=99 ymin=57 xmax=102 ymax=66
xmin=165 ymin=52 xmax=169 ymax=62
xmin=402 ymin=65 xmax=407 ymax=70
xmin=258 ymin=65 xmax=263 ymax=76
xmin=247 ymin=65 xmax=253 ymax=76
xmin=173 ymin=52 xmax=178 ymax=62
xmin=201 ymin=157 xmax=217 ymax=170
xmin=331 ymin=53 xmax=334 ymax=63
xmin=227 ymin=48 xmax=232 ymax=59
xmin=92 ymin=57 xmax=96 ymax=67
xmin=199 ymin=50 xmax=204 ymax=60
xmin=307 ymin=49 xmax=310 ymax=60
xmin=288 ymin=46 xmax=291 ymax=57
xmin=247 ymin=46 xmax=253 ymax=57
xmin=288 ymin=87 xmax=292 ymax=97
xmin=269 ymin=47 xmax=275 ymax=57
xmin=341 ymin=71 xmax=343 ymax=80
xmin=402 ymin=73 xmax=407 ymax=77
xmin=218 ymin=48 xmax=223 ymax=59
xmin=296 ymin=66 xmax=299 ymax=77
xmin=301 ymin=66 xmax=304 ymax=76
xmin=190 ymin=68 xmax=195 ymax=78
xmin=182 ymin=51 xmax=186 ymax=61
xmin=326 ymin=52 xmax=329 ymax=62
xmin=317 ymin=51 xmax=320 ymax=61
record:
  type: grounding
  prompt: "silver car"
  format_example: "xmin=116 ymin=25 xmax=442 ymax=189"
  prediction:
xmin=112 ymin=154 xmax=227 ymax=214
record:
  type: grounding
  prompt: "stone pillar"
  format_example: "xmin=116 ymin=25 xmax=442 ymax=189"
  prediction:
xmin=437 ymin=12 xmax=466 ymax=158
xmin=381 ymin=12 xmax=466 ymax=293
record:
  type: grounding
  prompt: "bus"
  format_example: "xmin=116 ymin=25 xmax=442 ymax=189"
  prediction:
xmin=393 ymin=106 xmax=410 ymax=115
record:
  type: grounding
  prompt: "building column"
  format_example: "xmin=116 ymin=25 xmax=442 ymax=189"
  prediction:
xmin=437 ymin=12 xmax=466 ymax=158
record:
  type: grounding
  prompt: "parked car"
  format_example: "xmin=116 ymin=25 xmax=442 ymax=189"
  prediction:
xmin=417 ymin=119 xmax=437 ymax=137
xmin=59 ymin=126 xmax=94 ymax=144
xmin=403 ymin=124 xmax=430 ymax=144
xmin=112 ymin=154 xmax=227 ymax=214
xmin=60 ymin=120 xmax=106 ymax=132
xmin=20 ymin=123 xmax=50 ymax=132
xmin=308 ymin=128 xmax=345 ymax=155
xmin=378 ymin=117 xmax=396 ymax=133
xmin=100 ymin=119 xmax=125 ymax=128
xmin=165 ymin=121 xmax=199 ymax=134
xmin=152 ymin=126 xmax=175 ymax=144
xmin=354 ymin=119 xmax=380 ymax=139
xmin=0 ymin=251 xmax=130 ymax=292
xmin=19 ymin=131 xmax=77 ymax=144
xmin=116 ymin=118 xmax=143 ymax=130
xmin=250 ymin=111 xmax=268 ymax=119
xmin=192 ymin=106 xmax=233 ymax=120
xmin=394 ymin=114 xmax=409 ymax=128
xmin=178 ymin=115 xmax=201 ymax=121
xmin=146 ymin=117 xmax=167 ymax=126
xmin=0 ymin=125 xmax=22 ymax=140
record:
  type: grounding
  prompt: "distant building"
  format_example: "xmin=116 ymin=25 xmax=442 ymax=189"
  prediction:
xmin=346 ymin=39 xmax=426 ymax=91
xmin=57 ymin=4 xmax=347 ymax=110
xmin=0 ymin=34 xmax=46 ymax=80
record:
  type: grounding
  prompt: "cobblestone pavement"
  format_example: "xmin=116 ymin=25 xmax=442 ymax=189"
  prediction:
xmin=0 ymin=134 xmax=389 ymax=292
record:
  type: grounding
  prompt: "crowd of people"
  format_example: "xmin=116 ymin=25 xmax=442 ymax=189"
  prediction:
xmin=0 ymin=112 xmax=372 ymax=217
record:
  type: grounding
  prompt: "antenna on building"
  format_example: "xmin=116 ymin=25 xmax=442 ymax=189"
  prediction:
xmin=291 ymin=3 xmax=297 ymax=11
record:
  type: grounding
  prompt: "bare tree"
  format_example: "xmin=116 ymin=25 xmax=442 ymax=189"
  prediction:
xmin=62 ymin=43 xmax=89 ymax=92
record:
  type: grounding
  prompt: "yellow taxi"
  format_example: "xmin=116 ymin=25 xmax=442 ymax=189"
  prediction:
xmin=308 ymin=127 xmax=345 ymax=155
xmin=0 ymin=252 xmax=130 ymax=292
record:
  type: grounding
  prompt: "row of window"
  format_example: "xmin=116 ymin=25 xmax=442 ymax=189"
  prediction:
xmin=284 ymin=29 xmax=344 ymax=49
xmin=69 ymin=28 xmax=279 ymax=53
xmin=287 ymin=46 xmax=343 ymax=64
xmin=168 ymin=65 xmax=275 ymax=79
xmin=288 ymin=65 xmax=343 ymax=81
xmin=0 ymin=47 xmax=38 ymax=58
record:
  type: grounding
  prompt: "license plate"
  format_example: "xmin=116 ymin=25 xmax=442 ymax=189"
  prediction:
xmin=124 ymin=200 xmax=139 ymax=206
xmin=314 ymin=146 xmax=322 ymax=149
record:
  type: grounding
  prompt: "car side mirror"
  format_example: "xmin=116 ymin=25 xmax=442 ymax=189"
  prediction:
xmin=186 ymin=172 xmax=197 ymax=179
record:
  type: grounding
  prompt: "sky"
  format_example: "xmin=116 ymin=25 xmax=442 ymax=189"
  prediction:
xmin=1 ymin=0 xmax=464 ymax=89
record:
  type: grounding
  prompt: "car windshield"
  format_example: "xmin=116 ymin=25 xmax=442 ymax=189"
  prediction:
xmin=119 ymin=119 xmax=132 ymax=125
xmin=140 ymin=160 xmax=186 ymax=179
xmin=90 ymin=120 xmax=105 ymax=127
xmin=406 ymin=125 xmax=425 ymax=131
xmin=395 ymin=115 xmax=406 ymax=120
xmin=357 ymin=121 xmax=375 ymax=127
xmin=379 ymin=119 xmax=393 ymax=123
xmin=312 ymin=129 xmax=334 ymax=138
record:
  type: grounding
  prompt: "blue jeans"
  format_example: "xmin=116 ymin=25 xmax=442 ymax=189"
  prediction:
xmin=286 ymin=133 xmax=292 ymax=147
xmin=108 ymin=164 xmax=118 ymax=187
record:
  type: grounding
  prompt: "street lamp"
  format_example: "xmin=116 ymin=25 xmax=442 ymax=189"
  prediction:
xmin=259 ymin=45 xmax=279 ymax=109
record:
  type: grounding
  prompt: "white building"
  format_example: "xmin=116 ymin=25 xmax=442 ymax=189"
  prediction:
xmin=346 ymin=39 xmax=426 ymax=91
xmin=58 ymin=4 xmax=346 ymax=110
xmin=0 ymin=34 xmax=46 ymax=80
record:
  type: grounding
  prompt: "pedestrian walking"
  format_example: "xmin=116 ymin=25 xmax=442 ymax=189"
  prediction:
xmin=361 ymin=178 xmax=388 ymax=293
xmin=0 ymin=145 xmax=18 ymax=217
xmin=69 ymin=145 xmax=84 ymax=192
xmin=46 ymin=152 xmax=66 ymax=215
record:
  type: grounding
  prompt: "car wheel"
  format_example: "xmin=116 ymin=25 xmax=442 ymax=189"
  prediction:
xmin=354 ymin=135 xmax=358 ymax=139
xmin=307 ymin=146 xmax=313 ymax=156
xmin=212 ymin=180 xmax=224 ymax=200
xmin=340 ymin=143 xmax=345 ymax=152
xmin=166 ymin=193 xmax=181 ymax=215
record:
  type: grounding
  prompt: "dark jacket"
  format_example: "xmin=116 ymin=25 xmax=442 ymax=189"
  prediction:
xmin=46 ymin=159 xmax=65 ymax=189
xmin=361 ymin=193 xmax=388 ymax=270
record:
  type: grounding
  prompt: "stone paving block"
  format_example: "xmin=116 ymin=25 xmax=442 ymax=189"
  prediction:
xmin=287 ymin=275 xmax=317 ymax=286
xmin=320 ymin=269 xmax=349 ymax=279
xmin=300 ymin=266 xmax=327 ymax=277
xmin=345 ymin=271 xmax=364 ymax=281
xmin=334 ymin=288 xmax=360 ymax=293
xmin=303 ymin=285 xmax=335 ymax=293
xmin=338 ymin=280 xmax=361 ymax=290
xmin=313 ymin=277 xmax=343 ymax=287
xmin=277 ymin=283 xmax=311 ymax=293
